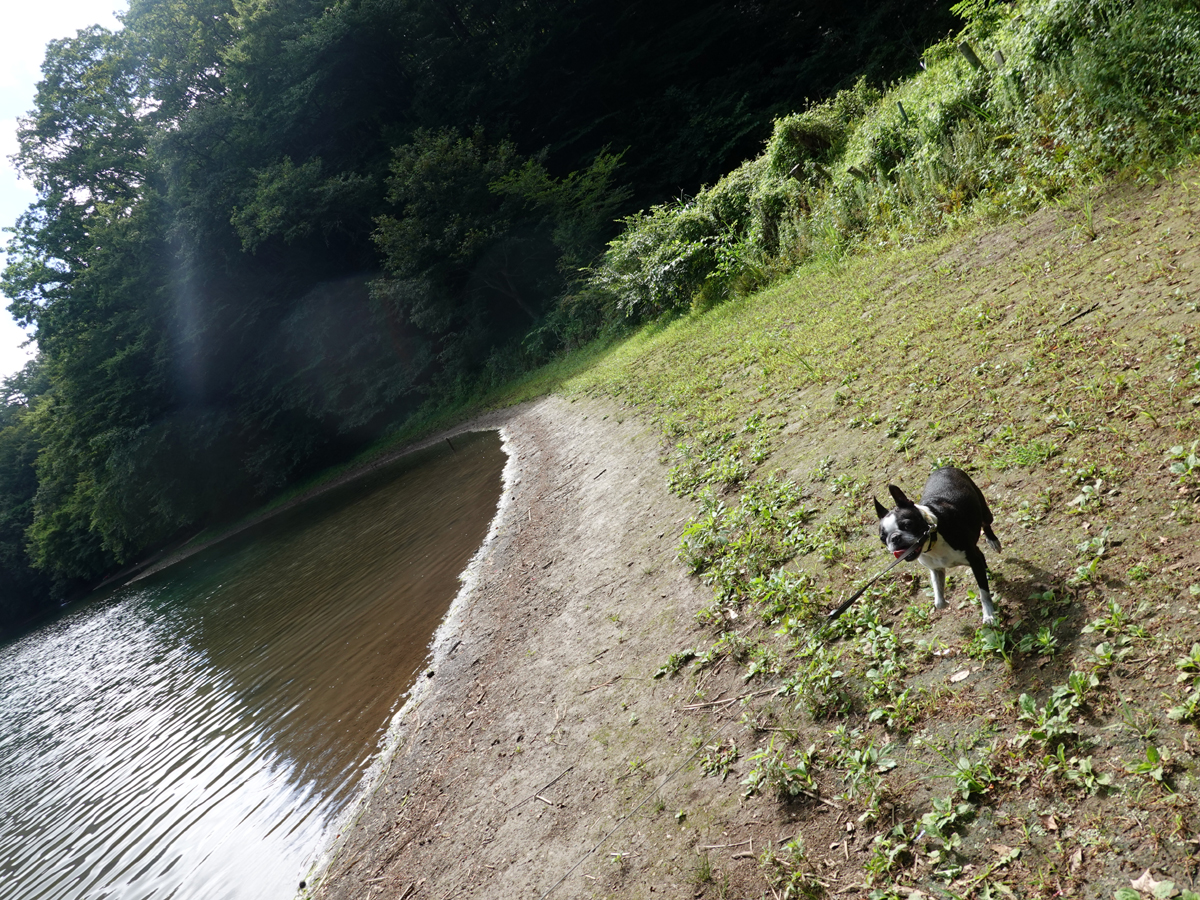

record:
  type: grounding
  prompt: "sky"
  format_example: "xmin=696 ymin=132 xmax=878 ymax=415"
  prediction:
xmin=0 ymin=0 xmax=127 ymax=381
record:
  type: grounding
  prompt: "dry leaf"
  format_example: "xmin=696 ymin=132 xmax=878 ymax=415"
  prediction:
xmin=1131 ymin=869 xmax=1179 ymax=898
xmin=1132 ymin=870 xmax=1158 ymax=893
xmin=1070 ymin=847 xmax=1083 ymax=872
xmin=950 ymin=669 xmax=970 ymax=683
xmin=1043 ymin=814 xmax=1059 ymax=831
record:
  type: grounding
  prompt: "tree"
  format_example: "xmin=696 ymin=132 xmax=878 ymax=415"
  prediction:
xmin=1 ymin=0 xmax=958 ymax=621
xmin=0 ymin=362 xmax=55 ymax=631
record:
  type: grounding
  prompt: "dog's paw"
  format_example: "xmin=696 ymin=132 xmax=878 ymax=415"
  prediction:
xmin=981 ymin=611 xmax=997 ymax=625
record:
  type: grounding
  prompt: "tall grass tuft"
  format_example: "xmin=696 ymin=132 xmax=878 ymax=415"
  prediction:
xmin=588 ymin=0 xmax=1200 ymax=318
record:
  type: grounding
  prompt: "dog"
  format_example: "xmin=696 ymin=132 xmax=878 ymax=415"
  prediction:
xmin=873 ymin=467 xmax=1002 ymax=624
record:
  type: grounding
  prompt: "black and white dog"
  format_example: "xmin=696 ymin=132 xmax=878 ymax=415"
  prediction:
xmin=873 ymin=467 xmax=1002 ymax=624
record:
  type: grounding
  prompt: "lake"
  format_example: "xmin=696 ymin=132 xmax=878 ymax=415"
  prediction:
xmin=0 ymin=430 xmax=507 ymax=899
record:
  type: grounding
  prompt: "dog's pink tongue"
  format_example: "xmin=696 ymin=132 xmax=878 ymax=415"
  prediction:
xmin=893 ymin=549 xmax=908 ymax=559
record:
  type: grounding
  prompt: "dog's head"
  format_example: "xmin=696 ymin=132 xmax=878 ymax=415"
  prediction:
xmin=873 ymin=484 xmax=927 ymax=560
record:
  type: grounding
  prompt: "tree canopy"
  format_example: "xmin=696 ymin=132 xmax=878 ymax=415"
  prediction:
xmin=0 ymin=0 xmax=957 ymax=631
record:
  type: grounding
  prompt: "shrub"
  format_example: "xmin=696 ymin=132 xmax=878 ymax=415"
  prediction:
xmin=587 ymin=0 xmax=1200 ymax=319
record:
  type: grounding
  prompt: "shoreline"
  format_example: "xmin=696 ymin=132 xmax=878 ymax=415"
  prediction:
xmin=302 ymin=394 xmax=757 ymax=900
xmin=302 ymin=412 xmax=525 ymax=889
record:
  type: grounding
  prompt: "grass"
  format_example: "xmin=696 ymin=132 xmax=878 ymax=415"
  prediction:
xmin=533 ymin=159 xmax=1200 ymax=898
xmin=583 ymin=0 xmax=1200 ymax=324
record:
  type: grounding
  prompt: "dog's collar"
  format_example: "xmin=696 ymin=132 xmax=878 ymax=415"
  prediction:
xmin=916 ymin=504 xmax=939 ymax=552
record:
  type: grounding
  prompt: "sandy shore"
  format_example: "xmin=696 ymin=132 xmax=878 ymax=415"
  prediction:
xmin=303 ymin=395 xmax=790 ymax=900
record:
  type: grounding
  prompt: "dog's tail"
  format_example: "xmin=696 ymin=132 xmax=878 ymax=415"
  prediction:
xmin=983 ymin=524 xmax=1002 ymax=552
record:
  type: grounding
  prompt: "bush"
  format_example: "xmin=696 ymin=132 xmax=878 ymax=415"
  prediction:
xmin=586 ymin=0 xmax=1200 ymax=318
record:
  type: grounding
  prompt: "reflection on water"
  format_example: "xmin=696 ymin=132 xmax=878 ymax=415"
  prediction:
xmin=0 ymin=431 xmax=506 ymax=899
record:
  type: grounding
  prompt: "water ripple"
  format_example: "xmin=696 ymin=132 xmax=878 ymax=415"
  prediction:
xmin=0 ymin=431 xmax=505 ymax=899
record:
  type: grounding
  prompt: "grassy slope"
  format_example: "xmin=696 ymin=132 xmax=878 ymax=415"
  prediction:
xmin=549 ymin=166 xmax=1200 ymax=898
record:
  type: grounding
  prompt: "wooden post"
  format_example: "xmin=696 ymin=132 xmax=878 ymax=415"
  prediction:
xmin=958 ymin=41 xmax=984 ymax=70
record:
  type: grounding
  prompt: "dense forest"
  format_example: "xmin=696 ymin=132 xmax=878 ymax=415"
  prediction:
xmin=0 ymin=0 xmax=961 ymax=630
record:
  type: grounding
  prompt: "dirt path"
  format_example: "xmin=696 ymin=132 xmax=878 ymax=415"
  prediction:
xmin=306 ymin=395 xmax=759 ymax=900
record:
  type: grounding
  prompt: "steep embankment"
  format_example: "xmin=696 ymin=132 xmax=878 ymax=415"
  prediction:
xmin=309 ymin=167 xmax=1200 ymax=900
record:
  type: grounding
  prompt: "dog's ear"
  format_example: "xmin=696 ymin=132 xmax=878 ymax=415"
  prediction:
xmin=873 ymin=496 xmax=889 ymax=519
xmin=888 ymin=484 xmax=913 ymax=507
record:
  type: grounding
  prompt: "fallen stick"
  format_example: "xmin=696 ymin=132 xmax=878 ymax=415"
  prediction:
xmin=697 ymin=838 xmax=753 ymax=850
xmin=1061 ymin=302 xmax=1100 ymax=327
xmin=503 ymin=765 xmax=575 ymax=813
xmin=582 ymin=674 xmax=621 ymax=693
xmin=678 ymin=687 xmax=775 ymax=711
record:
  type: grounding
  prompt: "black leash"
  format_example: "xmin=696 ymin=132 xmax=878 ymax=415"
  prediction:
xmin=824 ymin=522 xmax=933 ymax=625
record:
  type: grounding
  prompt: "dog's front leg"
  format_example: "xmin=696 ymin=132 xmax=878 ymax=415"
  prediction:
xmin=977 ymin=592 xmax=997 ymax=625
xmin=929 ymin=567 xmax=948 ymax=610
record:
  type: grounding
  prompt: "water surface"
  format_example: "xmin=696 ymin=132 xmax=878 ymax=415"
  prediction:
xmin=0 ymin=430 xmax=506 ymax=899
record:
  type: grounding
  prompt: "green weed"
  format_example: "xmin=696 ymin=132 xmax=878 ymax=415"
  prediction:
xmin=700 ymin=742 xmax=740 ymax=782
xmin=1015 ymin=691 xmax=1077 ymax=749
xmin=653 ymin=648 xmax=697 ymax=679
xmin=948 ymin=749 xmax=999 ymax=801
xmin=759 ymin=838 xmax=824 ymax=900
xmin=865 ymin=824 xmax=914 ymax=881
xmin=1175 ymin=643 xmax=1200 ymax=683
xmin=742 ymin=739 xmax=820 ymax=800
xmin=1168 ymin=441 xmax=1200 ymax=493
xmin=1125 ymin=745 xmax=1174 ymax=791
xmin=1045 ymin=746 xmax=1113 ymax=795
xmin=781 ymin=644 xmax=856 ymax=720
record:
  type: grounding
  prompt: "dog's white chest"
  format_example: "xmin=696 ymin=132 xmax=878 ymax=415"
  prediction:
xmin=919 ymin=540 xmax=969 ymax=571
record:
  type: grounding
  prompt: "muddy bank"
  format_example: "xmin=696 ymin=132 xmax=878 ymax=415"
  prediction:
xmin=305 ymin=395 xmax=765 ymax=900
